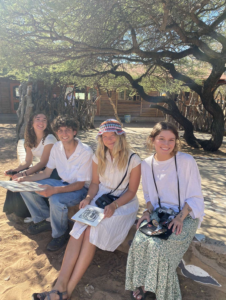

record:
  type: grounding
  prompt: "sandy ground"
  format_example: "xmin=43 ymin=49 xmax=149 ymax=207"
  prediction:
xmin=0 ymin=123 xmax=226 ymax=300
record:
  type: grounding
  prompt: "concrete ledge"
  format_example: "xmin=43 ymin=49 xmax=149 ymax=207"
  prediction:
xmin=179 ymin=241 xmax=226 ymax=293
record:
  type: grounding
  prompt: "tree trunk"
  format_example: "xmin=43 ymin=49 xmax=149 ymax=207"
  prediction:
xmin=198 ymin=94 xmax=224 ymax=151
xmin=151 ymin=99 xmax=200 ymax=148
xmin=16 ymin=82 xmax=28 ymax=140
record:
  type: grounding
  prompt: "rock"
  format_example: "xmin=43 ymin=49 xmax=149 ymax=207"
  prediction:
xmin=4 ymin=276 xmax=10 ymax=281
xmin=85 ymin=285 xmax=94 ymax=294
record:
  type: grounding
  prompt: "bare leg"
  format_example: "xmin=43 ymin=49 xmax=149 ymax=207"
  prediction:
xmin=67 ymin=226 xmax=96 ymax=297
xmin=43 ymin=233 xmax=85 ymax=300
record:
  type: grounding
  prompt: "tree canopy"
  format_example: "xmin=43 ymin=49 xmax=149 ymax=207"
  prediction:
xmin=0 ymin=0 xmax=226 ymax=150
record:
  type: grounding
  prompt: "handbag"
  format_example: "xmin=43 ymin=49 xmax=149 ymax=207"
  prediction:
xmin=95 ymin=153 xmax=136 ymax=209
xmin=139 ymin=155 xmax=181 ymax=240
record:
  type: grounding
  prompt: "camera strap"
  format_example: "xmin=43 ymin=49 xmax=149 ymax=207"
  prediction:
xmin=108 ymin=153 xmax=136 ymax=195
xmin=151 ymin=154 xmax=181 ymax=212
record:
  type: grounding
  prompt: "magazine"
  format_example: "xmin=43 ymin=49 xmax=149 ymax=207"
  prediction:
xmin=71 ymin=205 xmax=105 ymax=227
xmin=0 ymin=181 xmax=45 ymax=192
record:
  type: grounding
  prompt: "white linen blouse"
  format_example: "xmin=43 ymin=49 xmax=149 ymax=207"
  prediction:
xmin=141 ymin=152 xmax=205 ymax=226
xmin=70 ymin=151 xmax=141 ymax=251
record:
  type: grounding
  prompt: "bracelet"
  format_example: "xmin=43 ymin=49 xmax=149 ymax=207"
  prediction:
xmin=86 ymin=196 xmax=92 ymax=203
xmin=143 ymin=209 xmax=152 ymax=214
xmin=114 ymin=201 xmax=119 ymax=209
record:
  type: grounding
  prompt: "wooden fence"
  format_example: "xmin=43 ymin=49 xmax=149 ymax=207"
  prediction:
xmin=166 ymin=91 xmax=226 ymax=133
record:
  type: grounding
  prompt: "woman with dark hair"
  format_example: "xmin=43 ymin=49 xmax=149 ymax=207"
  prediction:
xmin=126 ymin=121 xmax=204 ymax=300
xmin=3 ymin=112 xmax=57 ymax=218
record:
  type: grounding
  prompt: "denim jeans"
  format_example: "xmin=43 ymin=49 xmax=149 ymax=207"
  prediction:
xmin=20 ymin=179 xmax=88 ymax=238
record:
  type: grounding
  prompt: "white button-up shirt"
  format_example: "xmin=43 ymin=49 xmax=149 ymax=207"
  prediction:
xmin=47 ymin=138 xmax=93 ymax=187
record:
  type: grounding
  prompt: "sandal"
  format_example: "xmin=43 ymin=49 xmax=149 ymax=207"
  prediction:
xmin=32 ymin=290 xmax=67 ymax=300
xmin=131 ymin=287 xmax=147 ymax=300
xmin=32 ymin=292 xmax=47 ymax=300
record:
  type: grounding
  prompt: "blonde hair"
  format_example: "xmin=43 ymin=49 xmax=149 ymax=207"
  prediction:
xmin=147 ymin=122 xmax=180 ymax=155
xmin=95 ymin=134 xmax=130 ymax=176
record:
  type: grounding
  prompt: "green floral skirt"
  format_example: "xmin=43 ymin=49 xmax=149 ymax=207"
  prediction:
xmin=125 ymin=211 xmax=199 ymax=300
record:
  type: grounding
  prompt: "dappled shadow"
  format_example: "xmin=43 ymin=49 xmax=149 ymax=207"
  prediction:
xmin=0 ymin=124 xmax=17 ymax=163
xmin=2 ymin=213 xmax=133 ymax=300
xmin=180 ymin=131 xmax=226 ymax=158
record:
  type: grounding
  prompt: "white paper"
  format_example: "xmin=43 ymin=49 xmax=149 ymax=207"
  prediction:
xmin=71 ymin=205 xmax=105 ymax=227
xmin=0 ymin=181 xmax=45 ymax=192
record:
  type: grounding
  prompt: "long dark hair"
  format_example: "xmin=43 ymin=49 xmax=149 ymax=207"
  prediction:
xmin=24 ymin=111 xmax=56 ymax=148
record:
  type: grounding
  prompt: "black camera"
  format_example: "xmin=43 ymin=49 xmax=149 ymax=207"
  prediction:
xmin=158 ymin=208 xmax=177 ymax=225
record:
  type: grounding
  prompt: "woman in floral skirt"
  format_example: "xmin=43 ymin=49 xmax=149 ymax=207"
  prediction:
xmin=126 ymin=121 xmax=204 ymax=300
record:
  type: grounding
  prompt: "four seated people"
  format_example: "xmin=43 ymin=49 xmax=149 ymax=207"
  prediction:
xmin=3 ymin=116 xmax=204 ymax=300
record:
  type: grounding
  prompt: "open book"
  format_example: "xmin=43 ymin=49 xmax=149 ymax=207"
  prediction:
xmin=0 ymin=181 xmax=45 ymax=192
xmin=71 ymin=205 xmax=105 ymax=227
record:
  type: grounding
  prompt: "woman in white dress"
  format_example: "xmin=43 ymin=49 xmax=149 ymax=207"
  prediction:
xmin=3 ymin=111 xmax=57 ymax=218
xmin=126 ymin=122 xmax=204 ymax=300
xmin=33 ymin=119 xmax=141 ymax=300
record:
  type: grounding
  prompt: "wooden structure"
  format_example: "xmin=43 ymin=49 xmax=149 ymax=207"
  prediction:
xmin=0 ymin=78 xmax=20 ymax=114
xmin=0 ymin=79 xmax=164 ymax=121
xmin=95 ymin=90 xmax=164 ymax=119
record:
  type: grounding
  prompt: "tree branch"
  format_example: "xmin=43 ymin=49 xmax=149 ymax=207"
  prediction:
xmin=156 ymin=60 xmax=203 ymax=95
xmin=166 ymin=22 xmax=223 ymax=59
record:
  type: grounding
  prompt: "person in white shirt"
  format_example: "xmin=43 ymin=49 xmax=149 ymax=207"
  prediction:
xmin=4 ymin=111 xmax=57 ymax=178
xmin=32 ymin=119 xmax=141 ymax=300
xmin=3 ymin=112 xmax=57 ymax=218
xmin=126 ymin=122 xmax=205 ymax=300
xmin=16 ymin=116 xmax=93 ymax=252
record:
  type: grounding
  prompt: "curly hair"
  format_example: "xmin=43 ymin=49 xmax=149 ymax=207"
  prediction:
xmin=147 ymin=121 xmax=180 ymax=155
xmin=52 ymin=115 xmax=79 ymax=134
xmin=24 ymin=111 xmax=56 ymax=148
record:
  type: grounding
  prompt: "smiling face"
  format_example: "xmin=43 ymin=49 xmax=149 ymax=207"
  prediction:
xmin=152 ymin=130 xmax=176 ymax=158
xmin=56 ymin=126 xmax=76 ymax=144
xmin=102 ymin=132 xmax=117 ymax=150
xmin=32 ymin=114 xmax=47 ymax=132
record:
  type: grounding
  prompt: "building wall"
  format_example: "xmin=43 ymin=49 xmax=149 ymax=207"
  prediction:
xmin=97 ymin=90 xmax=117 ymax=116
xmin=0 ymin=79 xmax=11 ymax=113
xmin=97 ymin=90 xmax=164 ymax=118
xmin=0 ymin=78 xmax=20 ymax=114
